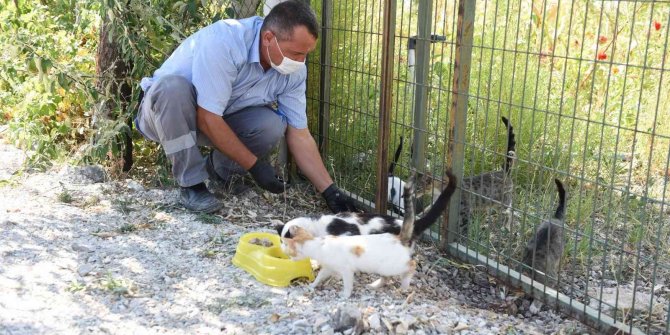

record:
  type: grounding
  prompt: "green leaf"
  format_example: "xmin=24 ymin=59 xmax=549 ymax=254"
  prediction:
xmin=27 ymin=58 xmax=38 ymax=73
xmin=89 ymin=87 xmax=99 ymax=100
xmin=40 ymin=58 xmax=53 ymax=73
xmin=48 ymin=79 xmax=56 ymax=94
xmin=57 ymin=73 xmax=71 ymax=89
xmin=187 ymin=0 xmax=197 ymax=17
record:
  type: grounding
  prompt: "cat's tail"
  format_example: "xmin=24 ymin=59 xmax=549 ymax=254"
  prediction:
xmin=412 ymin=170 xmax=457 ymax=239
xmin=389 ymin=136 xmax=404 ymax=175
xmin=554 ymin=178 xmax=566 ymax=220
xmin=399 ymin=170 xmax=417 ymax=246
xmin=502 ymin=117 xmax=516 ymax=174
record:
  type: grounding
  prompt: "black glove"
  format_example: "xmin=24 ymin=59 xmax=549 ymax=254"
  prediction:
xmin=248 ymin=160 xmax=286 ymax=194
xmin=322 ymin=183 xmax=358 ymax=213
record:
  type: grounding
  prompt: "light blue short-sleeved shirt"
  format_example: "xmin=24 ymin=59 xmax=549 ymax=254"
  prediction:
xmin=140 ymin=16 xmax=308 ymax=129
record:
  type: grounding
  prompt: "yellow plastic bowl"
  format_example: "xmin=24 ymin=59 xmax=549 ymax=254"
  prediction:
xmin=232 ymin=232 xmax=314 ymax=287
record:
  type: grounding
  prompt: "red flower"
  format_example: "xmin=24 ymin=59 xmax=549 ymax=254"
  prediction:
xmin=653 ymin=20 xmax=662 ymax=31
xmin=597 ymin=52 xmax=607 ymax=60
xmin=599 ymin=35 xmax=608 ymax=44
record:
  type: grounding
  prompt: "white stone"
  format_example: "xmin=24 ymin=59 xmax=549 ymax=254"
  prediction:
xmin=126 ymin=180 xmax=144 ymax=192
xmin=367 ymin=313 xmax=381 ymax=330
xmin=292 ymin=319 xmax=310 ymax=333
xmin=395 ymin=322 xmax=409 ymax=334
xmin=314 ymin=315 xmax=329 ymax=328
xmin=77 ymin=264 xmax=95 ymax=276
xmin=529 ymin=300 xmax=543 ymax=315
xmin=71 ymin=243 xmax=93 ymax=253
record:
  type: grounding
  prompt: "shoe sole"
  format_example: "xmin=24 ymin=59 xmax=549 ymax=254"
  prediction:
xmin=189 ymin=204 xmax=223 ymax=214
xmin=180 ymin=199 xmax=224 ymax=214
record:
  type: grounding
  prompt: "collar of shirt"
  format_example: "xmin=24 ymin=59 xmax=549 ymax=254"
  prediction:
xmin=247 ymin=18 xmax=262 ymax=64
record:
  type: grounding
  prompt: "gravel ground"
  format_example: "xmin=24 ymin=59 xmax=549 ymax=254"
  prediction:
xmin=0 ymin=139 xmax=592 ymax=334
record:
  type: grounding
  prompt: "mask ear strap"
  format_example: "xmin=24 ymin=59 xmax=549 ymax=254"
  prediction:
xmin=273 ymin=36 xmax=285 ymax=58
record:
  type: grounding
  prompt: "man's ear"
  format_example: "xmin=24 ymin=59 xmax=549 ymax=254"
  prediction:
xmin=261 ymin=30 xmax=274 ymax=47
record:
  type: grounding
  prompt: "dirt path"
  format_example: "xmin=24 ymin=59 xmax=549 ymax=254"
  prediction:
xmin=0 ymin=139 xmax=589 ymax=334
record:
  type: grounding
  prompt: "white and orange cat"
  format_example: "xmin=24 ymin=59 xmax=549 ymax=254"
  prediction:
xmin=281 ymin=171 xmax=456 ymax=298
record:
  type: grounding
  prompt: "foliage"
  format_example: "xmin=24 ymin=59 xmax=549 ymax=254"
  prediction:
xmin=309 ymin=1 xmax=669 ymax=199
xmin=1 ymin=1 xmax=99 ymax=169
xmin=0 ymin=0 xmax=246 ymax=177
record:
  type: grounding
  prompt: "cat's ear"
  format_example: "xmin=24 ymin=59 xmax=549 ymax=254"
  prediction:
xmin=281 ymin=224 xmax=296 ymax=239
xmin=286 ymin=225 xmax=311 ymax=238
xmin=289 ymin=226 xmax=314 ymax=241
xmin=275 ymin=223 xmax=286 ymax=237
xmin=288 ymin=225 xmax=301 ymax=237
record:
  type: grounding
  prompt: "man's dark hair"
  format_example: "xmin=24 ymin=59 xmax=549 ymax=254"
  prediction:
xmin=261 ymin=1 xmax=319 ymax=41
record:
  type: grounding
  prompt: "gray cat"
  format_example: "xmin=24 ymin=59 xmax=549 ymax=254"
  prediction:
xmin=522 ymin=178 xmax=566 ymax=285
xmin=459 ymin=117 xmax=516 ymax=234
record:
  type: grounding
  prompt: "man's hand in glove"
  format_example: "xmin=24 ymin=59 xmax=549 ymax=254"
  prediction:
xmin=248 ymin=160 xmax=286 ymax=194
xmin=322 ymin=183 xmax=358 ymax=213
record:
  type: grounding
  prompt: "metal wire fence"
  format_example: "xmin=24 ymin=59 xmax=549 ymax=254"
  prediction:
xmin=305 ymin=0 xmax=670 ymax=334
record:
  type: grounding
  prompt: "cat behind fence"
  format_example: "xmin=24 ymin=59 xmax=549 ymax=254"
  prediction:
xmin=458 ymin=116 xmax=517 ymax=234
xmin=522 ymin=178 xmax=567 ymax=285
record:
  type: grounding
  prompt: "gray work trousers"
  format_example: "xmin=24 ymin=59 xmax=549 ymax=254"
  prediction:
xmin=135 ymin=74 xmax=287 ymax=187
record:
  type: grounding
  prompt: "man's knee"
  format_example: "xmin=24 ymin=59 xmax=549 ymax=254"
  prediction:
xmin=139 ymin=75 xmax=199 ymax=146
xmin=231 ymin=107 xmax=287 ymax=144
xmin=256 ymin=111 xmax=287 ymax=142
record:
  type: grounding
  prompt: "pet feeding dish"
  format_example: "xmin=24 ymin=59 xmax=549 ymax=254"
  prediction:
xmin=232 ymin=232 xmax=314 ymax=287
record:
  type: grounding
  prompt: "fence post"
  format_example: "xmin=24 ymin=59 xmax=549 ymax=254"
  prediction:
xmin=410 ymin=0 xmax=433 ymax=176
xmin=318 ymin=0 xmax=332 ymax=158
xmin=443 ymin=0 xmax=475 ymax=246
xmin=375 ymin=0 xmax=396 ymax=214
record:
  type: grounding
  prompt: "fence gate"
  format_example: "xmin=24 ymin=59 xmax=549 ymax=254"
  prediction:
xmin=306 ymin=0 xmax=670 ymax=334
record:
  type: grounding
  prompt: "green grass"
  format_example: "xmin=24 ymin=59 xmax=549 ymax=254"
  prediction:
xmin=112 ymin=198 xmax=135 ymax=215
xmin=200 ymin=249 xmax=220 ymax=258
xmin=67 ymin=280 xmax=87 ymax=293
xmin=310 ymin=1 xmax=669 ymax=192
xmin=118 ymin=223 xmax=138 ymax=234
xmin=197 ymin=213 xmax=222 ymax=225
xmin=305 ymin=0 xmax=670 ymax=292
xmin=57 ymin=189 xmax=73 ymax=203
xmin=208 ymin=233 xmax=228 ymax=246
xmin=99 ymin=272 xmax=133 ymax=296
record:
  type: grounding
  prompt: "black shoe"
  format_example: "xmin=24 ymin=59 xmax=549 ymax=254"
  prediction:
xmin=179 ymin=183 xmax=223 ymax=213
xmin=206 ymin=152 xmax=251 ymax=195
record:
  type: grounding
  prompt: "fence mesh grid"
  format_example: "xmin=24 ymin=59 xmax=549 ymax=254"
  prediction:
xmin=306 ymin=0 xmax=670 ymax=333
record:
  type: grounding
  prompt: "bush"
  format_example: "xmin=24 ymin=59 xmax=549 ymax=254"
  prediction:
xmin=0 ymin=1 xmax=99 ymax=169
xmin=0 ymin=0 xmax=244 ymax=174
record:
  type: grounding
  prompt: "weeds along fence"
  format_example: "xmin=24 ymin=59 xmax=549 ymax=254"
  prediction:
xmin=305 ymin=0 xmax=670 ymax=334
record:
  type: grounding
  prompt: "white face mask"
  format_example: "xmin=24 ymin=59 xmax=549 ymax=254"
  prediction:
xmin=267 ymin=36 xmax=305 ymax=75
